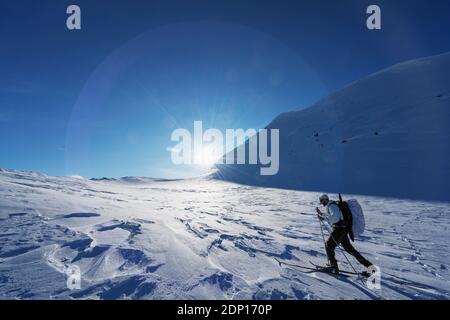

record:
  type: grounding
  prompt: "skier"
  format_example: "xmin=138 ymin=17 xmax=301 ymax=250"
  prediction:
xmin=316 ymin=194 xmax=373 ymax=274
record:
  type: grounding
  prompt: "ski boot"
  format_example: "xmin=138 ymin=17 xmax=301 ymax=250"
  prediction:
xmin=319 ymin=262 xmax=340 ymax=274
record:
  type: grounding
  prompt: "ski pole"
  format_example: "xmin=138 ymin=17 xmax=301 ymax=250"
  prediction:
xmin=316 ymin=212 xmax=330 ymax=265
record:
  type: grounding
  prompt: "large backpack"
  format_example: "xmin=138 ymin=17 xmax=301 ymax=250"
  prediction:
xmin=347 ymin=199 xmax=365 ymax=238
xmin=337 ymin=194 xmax=365 ymax=241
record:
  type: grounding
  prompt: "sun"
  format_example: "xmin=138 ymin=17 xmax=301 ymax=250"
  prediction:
xmin=194 ymin=145 xmax=220 ymax=167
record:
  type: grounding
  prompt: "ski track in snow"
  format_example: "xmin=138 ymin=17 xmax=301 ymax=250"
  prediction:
xmin=0 ymin=169 xmax=449 ymax=300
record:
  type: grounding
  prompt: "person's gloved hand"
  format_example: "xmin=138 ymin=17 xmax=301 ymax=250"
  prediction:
xmin=316 ymin=207 xmax=325 ymax=221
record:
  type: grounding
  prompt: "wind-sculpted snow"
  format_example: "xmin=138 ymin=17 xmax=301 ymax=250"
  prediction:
xmin=0 ymin=169 xmax=449 ymax=299
xmin=215 ymin=52 xmax=450 ymax=202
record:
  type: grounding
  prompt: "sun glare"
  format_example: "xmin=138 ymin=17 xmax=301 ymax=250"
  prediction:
xmin=194 ymin=145 xmax=220 ymax=167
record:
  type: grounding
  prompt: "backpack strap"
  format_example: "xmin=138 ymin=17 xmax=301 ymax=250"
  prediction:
xmin=328 ymin=201 xmax=345 ymax=227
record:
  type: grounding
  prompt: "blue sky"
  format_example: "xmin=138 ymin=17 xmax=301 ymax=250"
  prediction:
xmin=1 ymin=0 xmax=450 ymax=178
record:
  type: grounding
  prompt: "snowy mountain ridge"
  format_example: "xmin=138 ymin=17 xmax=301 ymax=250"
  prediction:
xmin=215 ymin=52 xmax=450 ymax=202
xmin=0 ymin=168 xmax=177 ymax=184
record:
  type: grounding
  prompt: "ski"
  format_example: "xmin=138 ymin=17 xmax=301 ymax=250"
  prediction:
xmin=309 ymin=261 xmax=370 ymax=278
xmin=276 ymin=258 xmax=353 ymax=278
xmin=274 ymin=258 xmax=322 ymax=272
xmin=275 ymin=258 xmax=363 ymax=278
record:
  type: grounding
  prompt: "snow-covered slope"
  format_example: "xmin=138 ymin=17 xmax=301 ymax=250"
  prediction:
xmin=215 ymin=52 xmax=450 ymax=202
xmin=1 ymin=168 xmax=449 ymax=300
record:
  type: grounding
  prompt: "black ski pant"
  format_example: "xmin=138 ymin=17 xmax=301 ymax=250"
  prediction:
xmin=325 ymin=227 xmax=372 ymax=268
